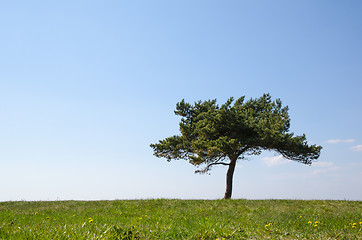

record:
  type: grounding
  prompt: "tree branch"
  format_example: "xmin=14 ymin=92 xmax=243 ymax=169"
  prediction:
xmin=237 ymin=146 xmax=250 ymax=156
xmin=195 ymin=160 xmax=230 ymax=174
xmin=207 ymin=162 xmax=230 ymax=167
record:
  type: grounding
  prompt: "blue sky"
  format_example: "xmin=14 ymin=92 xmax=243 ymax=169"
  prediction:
xmin=1 ymin=1 xmax=362 ymax=201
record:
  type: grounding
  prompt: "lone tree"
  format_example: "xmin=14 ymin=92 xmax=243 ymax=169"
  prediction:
xmin=150 ymin=94 xmax=322 ymax=199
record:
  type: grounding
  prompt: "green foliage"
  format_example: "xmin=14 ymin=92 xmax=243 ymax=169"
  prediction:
xmin=0 ymin=199 xmax=361 ymax=239
xmin=151 ymin=94 xmax=322 ymax=173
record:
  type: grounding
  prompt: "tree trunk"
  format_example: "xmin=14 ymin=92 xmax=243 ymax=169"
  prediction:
xmin=223 ymin=156 xmax=237 ymax=199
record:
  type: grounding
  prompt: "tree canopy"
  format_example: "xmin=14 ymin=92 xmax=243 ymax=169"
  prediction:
xmin=150 ymin=94 xmax=322 ymax=199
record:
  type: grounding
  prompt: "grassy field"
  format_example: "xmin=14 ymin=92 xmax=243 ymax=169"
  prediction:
xmin=0 ymin=199 xmax=361 ymax=239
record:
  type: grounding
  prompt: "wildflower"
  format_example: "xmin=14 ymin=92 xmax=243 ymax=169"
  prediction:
xmin=299 ymin=216 xmax=302 ymax=218
xmin=308 ymin=221 xmax=312 ymax=224
xmin=315 ymin=221 xmax=319 ymax=224
xmin=88 ymin=218 xmax=93 ymax=223
xmin=46 ymin=217 xmax=50 ymax=220
xmin=265 ymin=223 xmax=273 ymax=227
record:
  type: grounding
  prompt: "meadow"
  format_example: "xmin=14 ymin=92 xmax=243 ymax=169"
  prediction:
xmin=0 ymin=199 xmax=361 ymax=239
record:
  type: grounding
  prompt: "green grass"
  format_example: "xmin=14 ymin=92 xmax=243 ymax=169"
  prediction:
xmin=0 ymin=199 xmax=361 ymax=239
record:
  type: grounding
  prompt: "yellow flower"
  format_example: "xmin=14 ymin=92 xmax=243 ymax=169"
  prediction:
xmin=314 ymin=224 xmax=318 ymax=227
xmin=299 ymin=216 xmax=302 ymax=218
xmin=88 ymin=218 xmax=93 ymax=223
xmin=315 ymin=221 xmax=319 ymax=224
xmin=265 ymin=223 xmax=272 ymax=227
xmin=308 ymin=221 xmax=312 ymax=224
xmin=359 ymin=222 xmax=362 ymax=224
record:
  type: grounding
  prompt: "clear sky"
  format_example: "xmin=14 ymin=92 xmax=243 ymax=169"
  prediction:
xmin=1 ymin=1 xmax=362 ymax=201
